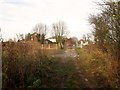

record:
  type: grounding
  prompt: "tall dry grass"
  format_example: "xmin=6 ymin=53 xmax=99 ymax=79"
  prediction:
xmin=76 ymin=44 xmax=119 ymax=88
xmin=2 ymin=42 xmax=80 ymax=88
xmin=2 ymin=42 xmax=58 ymax=88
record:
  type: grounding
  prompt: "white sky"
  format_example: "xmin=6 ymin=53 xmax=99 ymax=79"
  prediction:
xmin=0 ymin=0 xmax=102 ymax=41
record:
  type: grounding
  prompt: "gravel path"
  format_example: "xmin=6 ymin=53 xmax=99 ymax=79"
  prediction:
xmin=52 ymin=49 xmax=79 ymax=58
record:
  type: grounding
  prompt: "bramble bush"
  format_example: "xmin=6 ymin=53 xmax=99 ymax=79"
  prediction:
xmin=2 ymin=42 xmax=80 ymax=88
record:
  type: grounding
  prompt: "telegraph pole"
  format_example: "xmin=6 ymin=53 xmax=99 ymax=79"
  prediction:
xmin=0 ymin=28 xmax=2 ymax=42
xmin=0 ymin=28 xmax=2 ymax=89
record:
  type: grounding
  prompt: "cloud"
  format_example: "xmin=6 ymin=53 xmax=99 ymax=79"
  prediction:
xmin=0 ymin=0 xmax=101 ymax=40
xmin=0 ymin=0 xmax=29 ymax=6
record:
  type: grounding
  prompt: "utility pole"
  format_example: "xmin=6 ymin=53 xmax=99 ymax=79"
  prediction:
xmin=0 ymin=27 xmax=2 ymax=90
xmin=0 ymin=28 xmax=2 ymax=42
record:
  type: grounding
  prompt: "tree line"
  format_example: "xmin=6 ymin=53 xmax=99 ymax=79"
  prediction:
xmin=17 ymin=21 xmax=68 ymax=49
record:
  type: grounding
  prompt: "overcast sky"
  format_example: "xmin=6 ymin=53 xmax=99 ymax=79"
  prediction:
xmin=0 ymin=0 xmax=102 ymax=41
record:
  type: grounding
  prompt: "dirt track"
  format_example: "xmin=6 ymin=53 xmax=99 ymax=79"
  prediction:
xmin=52 ymin=49 xmax=95 ymax=88
xmin=52 ymin=49 xmax=79 ymax=58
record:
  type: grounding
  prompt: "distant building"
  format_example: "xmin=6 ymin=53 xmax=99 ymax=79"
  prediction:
xmin=78 ymin=39 xmax=89 ymax=48
xmin=65 ymin=38 xmax=75 ymax=49
xmin=31 ymin=32 xmax=38 ymax=42
xmin=45 ymin=39 xmax=57 ymax=44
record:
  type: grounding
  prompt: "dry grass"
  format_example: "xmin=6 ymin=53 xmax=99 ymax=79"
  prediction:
xmin=2 ymin=42 xmax=80 ymax=88
xmin=2 ymin=42 xmax=119 ymax=88
xmin=76 ymin=44 xmax=119 ymax=88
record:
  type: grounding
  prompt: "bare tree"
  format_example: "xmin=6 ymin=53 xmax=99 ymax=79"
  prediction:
xmin=89 ymin=0 xmax=120 ymax=54
xmin=16 ymin=34 xmax=24 ymax=41
xmin=25 ymin=33 xmax=31 ymax=41
xmin=89 ymin=0 xmax=120 ymax=85
xmin=33 ymin=23 xmax=48 ymax=43
xmin=33 ymin=23 xmax=47 ymax=35
xmin=83 ymin=33 xmax=93 ymax=43
xmin=52 ymin=21 xmax=68 ymax=49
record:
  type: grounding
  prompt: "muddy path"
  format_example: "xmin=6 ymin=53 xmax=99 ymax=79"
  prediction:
xmin=52 ymin=49 xmax=95 ymax=88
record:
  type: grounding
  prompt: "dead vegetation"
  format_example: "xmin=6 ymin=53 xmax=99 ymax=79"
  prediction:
xmin=76 ymin=44 xmax=120 ymax=88
xmin=2 ymin=42 xmax=80 ymax=88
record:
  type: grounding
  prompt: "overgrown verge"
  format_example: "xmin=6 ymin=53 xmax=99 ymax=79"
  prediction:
xmin=76 ymin=44 xmax=119 ymax=88
xmin=2 ymin=42 xmax=80 ymax=88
